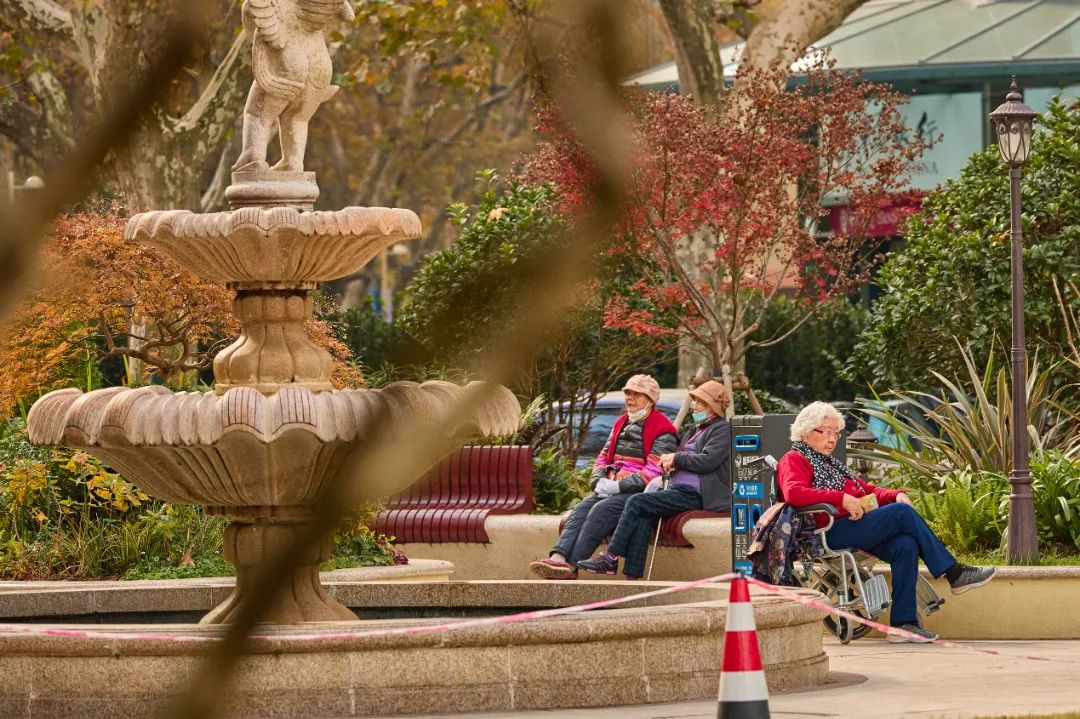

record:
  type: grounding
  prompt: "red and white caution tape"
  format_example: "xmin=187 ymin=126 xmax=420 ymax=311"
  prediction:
xmin=0 ymin=570 xmax=1077 ymax=668
xmin=0 ymin=572 xmax=738 ymax=644
xmin=744 ymin=575 xmax=1080 ymax=666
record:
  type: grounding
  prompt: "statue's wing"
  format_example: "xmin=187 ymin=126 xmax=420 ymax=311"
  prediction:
xmin=244 ymin=0 xmax=288 ymax=50
xmin=295 ymin=0 xmax=351 ymax=27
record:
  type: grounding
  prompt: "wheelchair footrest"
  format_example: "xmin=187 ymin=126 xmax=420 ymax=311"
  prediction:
xmin=862 ymin=574 xmax=891 ymax=618
xmin=917 ymin=575 xmax=945 ymax=615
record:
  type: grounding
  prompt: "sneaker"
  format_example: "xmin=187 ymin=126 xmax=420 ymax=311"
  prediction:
xmin=887 ymin=623 xmax=939 ymax=643
xmin=949 ymin=564 xmax=997 ymax=595
xmin=528 ymin=558 xmax=575 ymax=580
xmin=577 ymin=552 xmax=620 ymax=575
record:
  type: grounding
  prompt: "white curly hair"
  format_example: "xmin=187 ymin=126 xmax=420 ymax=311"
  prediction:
xmin=789 ymin=401 xmax=845 ymax=442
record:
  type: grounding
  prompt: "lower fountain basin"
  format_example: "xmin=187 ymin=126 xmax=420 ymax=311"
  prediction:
xmin=0 ymin=578 xmax=827 ymax=718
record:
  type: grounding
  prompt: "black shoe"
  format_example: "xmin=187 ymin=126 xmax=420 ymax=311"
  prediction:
xmin=577 ymin=552 xmax=619 ymax=575
xmin=887 ymin=623 xmax=939 ymax=643
xmin=949 ymin=564 xmax=997 ymax=595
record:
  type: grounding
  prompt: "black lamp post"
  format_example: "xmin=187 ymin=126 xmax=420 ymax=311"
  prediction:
xmin=988 ymin=77 xmax=1038 ymax=563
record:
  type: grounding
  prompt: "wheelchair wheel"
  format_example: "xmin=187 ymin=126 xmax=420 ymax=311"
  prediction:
xmin=806 ymin=569 xmax=873 ymax=644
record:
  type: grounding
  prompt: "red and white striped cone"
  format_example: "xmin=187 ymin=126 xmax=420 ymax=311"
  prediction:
xmin=717 ymin=574 xmax=770 ymax=719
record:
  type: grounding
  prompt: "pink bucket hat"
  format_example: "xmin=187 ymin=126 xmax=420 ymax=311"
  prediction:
xmin=622 ymin=374 xmax=660 ymax=405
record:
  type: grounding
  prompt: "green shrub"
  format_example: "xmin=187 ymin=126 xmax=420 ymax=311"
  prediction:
xmin=909 ymin=468 xmax=1008 ymax=554
xmin=747 ymin=296 xmax=870 ymax=403
xmin=324 ymin=523 xmax=402 ymax=569
xmin=734 ymin=387 xmax=793 ymax=416
xmin=531 ymin=447 xmax=590 ymax=515
xmin=1030 ymin=452 xmax=1080 ymax=553
xmin=852 ymin=98 xmax=1080 ymax=395
xmin=888 ymin=452 xmax=1080 ymax=555
xmin=852 ymin=344 xmax=1079 ymax=477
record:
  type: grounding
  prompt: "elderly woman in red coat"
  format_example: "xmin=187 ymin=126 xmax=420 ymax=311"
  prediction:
xmin=777 ymin=401 xmax=996 ymax=643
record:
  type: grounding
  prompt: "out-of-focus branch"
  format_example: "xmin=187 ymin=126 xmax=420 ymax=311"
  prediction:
xmin=165 ymin=2 xmax=638 ymax=717
xmin=0 ymin=0 xmax=217 ymax=329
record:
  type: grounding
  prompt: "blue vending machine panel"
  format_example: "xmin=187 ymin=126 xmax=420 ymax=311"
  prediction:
xmin=728 ymin=413 xmax=846 ymax=575
xmin=729 ymin=415 xmax=794 ymax=576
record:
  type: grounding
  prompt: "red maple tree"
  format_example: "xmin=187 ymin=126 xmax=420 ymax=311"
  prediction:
xmin=525 ymin=57 xmax=929 ymax=377
xmin=0 ymin=208 xmax=361 ymax=418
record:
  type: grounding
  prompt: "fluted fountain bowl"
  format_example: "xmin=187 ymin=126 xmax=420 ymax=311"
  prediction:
xmin=27 ymin=380 xmax=521 ymax=624
xmin=125 ymin=206 xmax=422 ymax=285
xmin=28 ymin=381 xmax=519 ymax=510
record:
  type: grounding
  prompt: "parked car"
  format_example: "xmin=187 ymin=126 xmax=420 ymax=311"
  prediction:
xmin=555 ymin=388 xmax=797 ymax=469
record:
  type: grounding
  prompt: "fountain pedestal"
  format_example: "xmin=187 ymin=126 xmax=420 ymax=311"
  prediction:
xmin=205 ymin=516 xmax=355 ymax=624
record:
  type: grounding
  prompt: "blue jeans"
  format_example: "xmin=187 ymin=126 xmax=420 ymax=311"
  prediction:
xmin=552 ymin=494 xmax=632 ymax=566
xmin=607 ymin=486 xmax=703 ymax=577
xmin=825 ymin=503 xmax=956 ymax=626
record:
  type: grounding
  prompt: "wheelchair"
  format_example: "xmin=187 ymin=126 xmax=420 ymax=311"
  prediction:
xmin=791 ymin=503 xmax=946 ymax=644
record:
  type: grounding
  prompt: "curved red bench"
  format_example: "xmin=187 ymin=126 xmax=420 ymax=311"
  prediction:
xmin=558 ymin=507 xmax=730 ymax=547
xmin=375 ymin=445 xmax=534 ymax=543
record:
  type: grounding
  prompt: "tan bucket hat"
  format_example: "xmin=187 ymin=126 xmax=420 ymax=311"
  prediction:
xmin=689 ymin=379 xmax=729 ymax=416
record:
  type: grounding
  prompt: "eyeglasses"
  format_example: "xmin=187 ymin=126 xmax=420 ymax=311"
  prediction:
xmin=812 ymin=428 xmax=841 ymax=439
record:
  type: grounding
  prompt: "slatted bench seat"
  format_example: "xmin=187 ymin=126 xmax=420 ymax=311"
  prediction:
xmin=375 ymin=445 xmax=534 ymax=543
xmin=558 ymin=507 xmax=730 ymax=547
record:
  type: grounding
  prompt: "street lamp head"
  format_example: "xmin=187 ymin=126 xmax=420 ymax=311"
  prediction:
xmin=988 ymin=77 xmax=1037 ymax=167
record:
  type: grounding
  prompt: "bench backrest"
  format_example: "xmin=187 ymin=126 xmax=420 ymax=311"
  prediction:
xmin=384 ymin=445 xmax=534 ymax=512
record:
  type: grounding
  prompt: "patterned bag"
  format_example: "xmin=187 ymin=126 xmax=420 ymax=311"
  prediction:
xmin=747 ymin=502 xmax=821 ymax=586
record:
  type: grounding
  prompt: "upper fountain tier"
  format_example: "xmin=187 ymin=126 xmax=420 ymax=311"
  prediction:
xmin=125 ymin=204 xmax=421 ymax=288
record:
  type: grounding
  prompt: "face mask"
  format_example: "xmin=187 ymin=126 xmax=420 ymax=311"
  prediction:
xmin=692 ymin=410 xmax=709 ymax=423
xmin=627 ymin=407 xmax=650 ymax=422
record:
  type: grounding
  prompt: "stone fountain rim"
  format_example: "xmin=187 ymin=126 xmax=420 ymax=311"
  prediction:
xmin=0 ymin=579 xmax=826 ymax=656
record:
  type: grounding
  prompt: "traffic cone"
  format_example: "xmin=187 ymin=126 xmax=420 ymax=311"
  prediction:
xmin=717 ymin=574 xmax=770 ymax=719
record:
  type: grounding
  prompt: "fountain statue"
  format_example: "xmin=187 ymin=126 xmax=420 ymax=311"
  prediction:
xmin=25 ymin=1 xmax=520 ymax=625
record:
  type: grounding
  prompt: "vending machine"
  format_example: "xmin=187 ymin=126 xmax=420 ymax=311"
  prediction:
xmin=728 ymin=414 xmax=847 ymax=575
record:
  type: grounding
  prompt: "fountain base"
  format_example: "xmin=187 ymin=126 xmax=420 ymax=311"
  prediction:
xmin=201 ymin=518 xmax=355 ymax=624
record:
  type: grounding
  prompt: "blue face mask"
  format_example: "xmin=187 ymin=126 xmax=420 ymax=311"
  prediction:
xmin=692 ymin=410 xmax=708 ymax=423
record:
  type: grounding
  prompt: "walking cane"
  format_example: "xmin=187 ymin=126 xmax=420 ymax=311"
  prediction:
xmin=644 ymin=473 xmax=670 ymax=584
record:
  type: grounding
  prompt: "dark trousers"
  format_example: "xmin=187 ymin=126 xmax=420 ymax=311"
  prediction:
xmin=607 ymin=486 xmax=703 ymax=577
xmin=552 ymin=493 xmax=632 ymax=565
xmin=825 ymin=503 xmax=956 ymax=626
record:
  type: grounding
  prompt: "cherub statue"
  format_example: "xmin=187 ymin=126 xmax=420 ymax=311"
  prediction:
xmin=232 ymin=0 xmax=355 ymax=173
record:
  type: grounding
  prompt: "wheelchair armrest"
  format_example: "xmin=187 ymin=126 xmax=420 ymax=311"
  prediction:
xmin=791 ymin=503 xmax=838 ymax=516
xmin=790 ymin=503 xmax=838 ymax=533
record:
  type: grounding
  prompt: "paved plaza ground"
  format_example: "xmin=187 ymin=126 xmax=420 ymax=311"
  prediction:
xmin=398 ymin=638 xmax=1080 ymax=719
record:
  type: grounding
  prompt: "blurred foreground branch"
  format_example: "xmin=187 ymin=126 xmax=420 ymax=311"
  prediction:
xmin=165 ymin=1 xmax=641 ymax=716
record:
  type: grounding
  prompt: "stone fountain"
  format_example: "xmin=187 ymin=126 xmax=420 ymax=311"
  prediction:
xmin=3 ymin=6 xmax=831 ymax=714
xmin=25 ymin=0 xmax=520 ymax=625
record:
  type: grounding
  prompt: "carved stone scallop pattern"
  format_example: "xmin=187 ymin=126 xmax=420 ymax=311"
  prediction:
xmin=123 ymin=206 xmax=422 ymax=284
xmin=26 ymin=382 xmax=522 ymax=512
xmin=27 ymin=381 xmax=520 ymax=448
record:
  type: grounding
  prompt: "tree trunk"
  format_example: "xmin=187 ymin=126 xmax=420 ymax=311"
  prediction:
xmin=739 ymin=0 xmax=870 ymax=71
xmin=1 ymin=0 xmax=249 ymax=209
xmin=657 ymin=0 xmax=725 ymax=106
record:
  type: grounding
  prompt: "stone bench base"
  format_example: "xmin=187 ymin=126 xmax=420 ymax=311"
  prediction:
xmin=393 ymin=514 xmax=733 ymax=581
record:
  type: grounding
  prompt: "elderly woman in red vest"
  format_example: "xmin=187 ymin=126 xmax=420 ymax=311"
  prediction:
xmin=529 ymin=375 xmax=677 ymax=580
